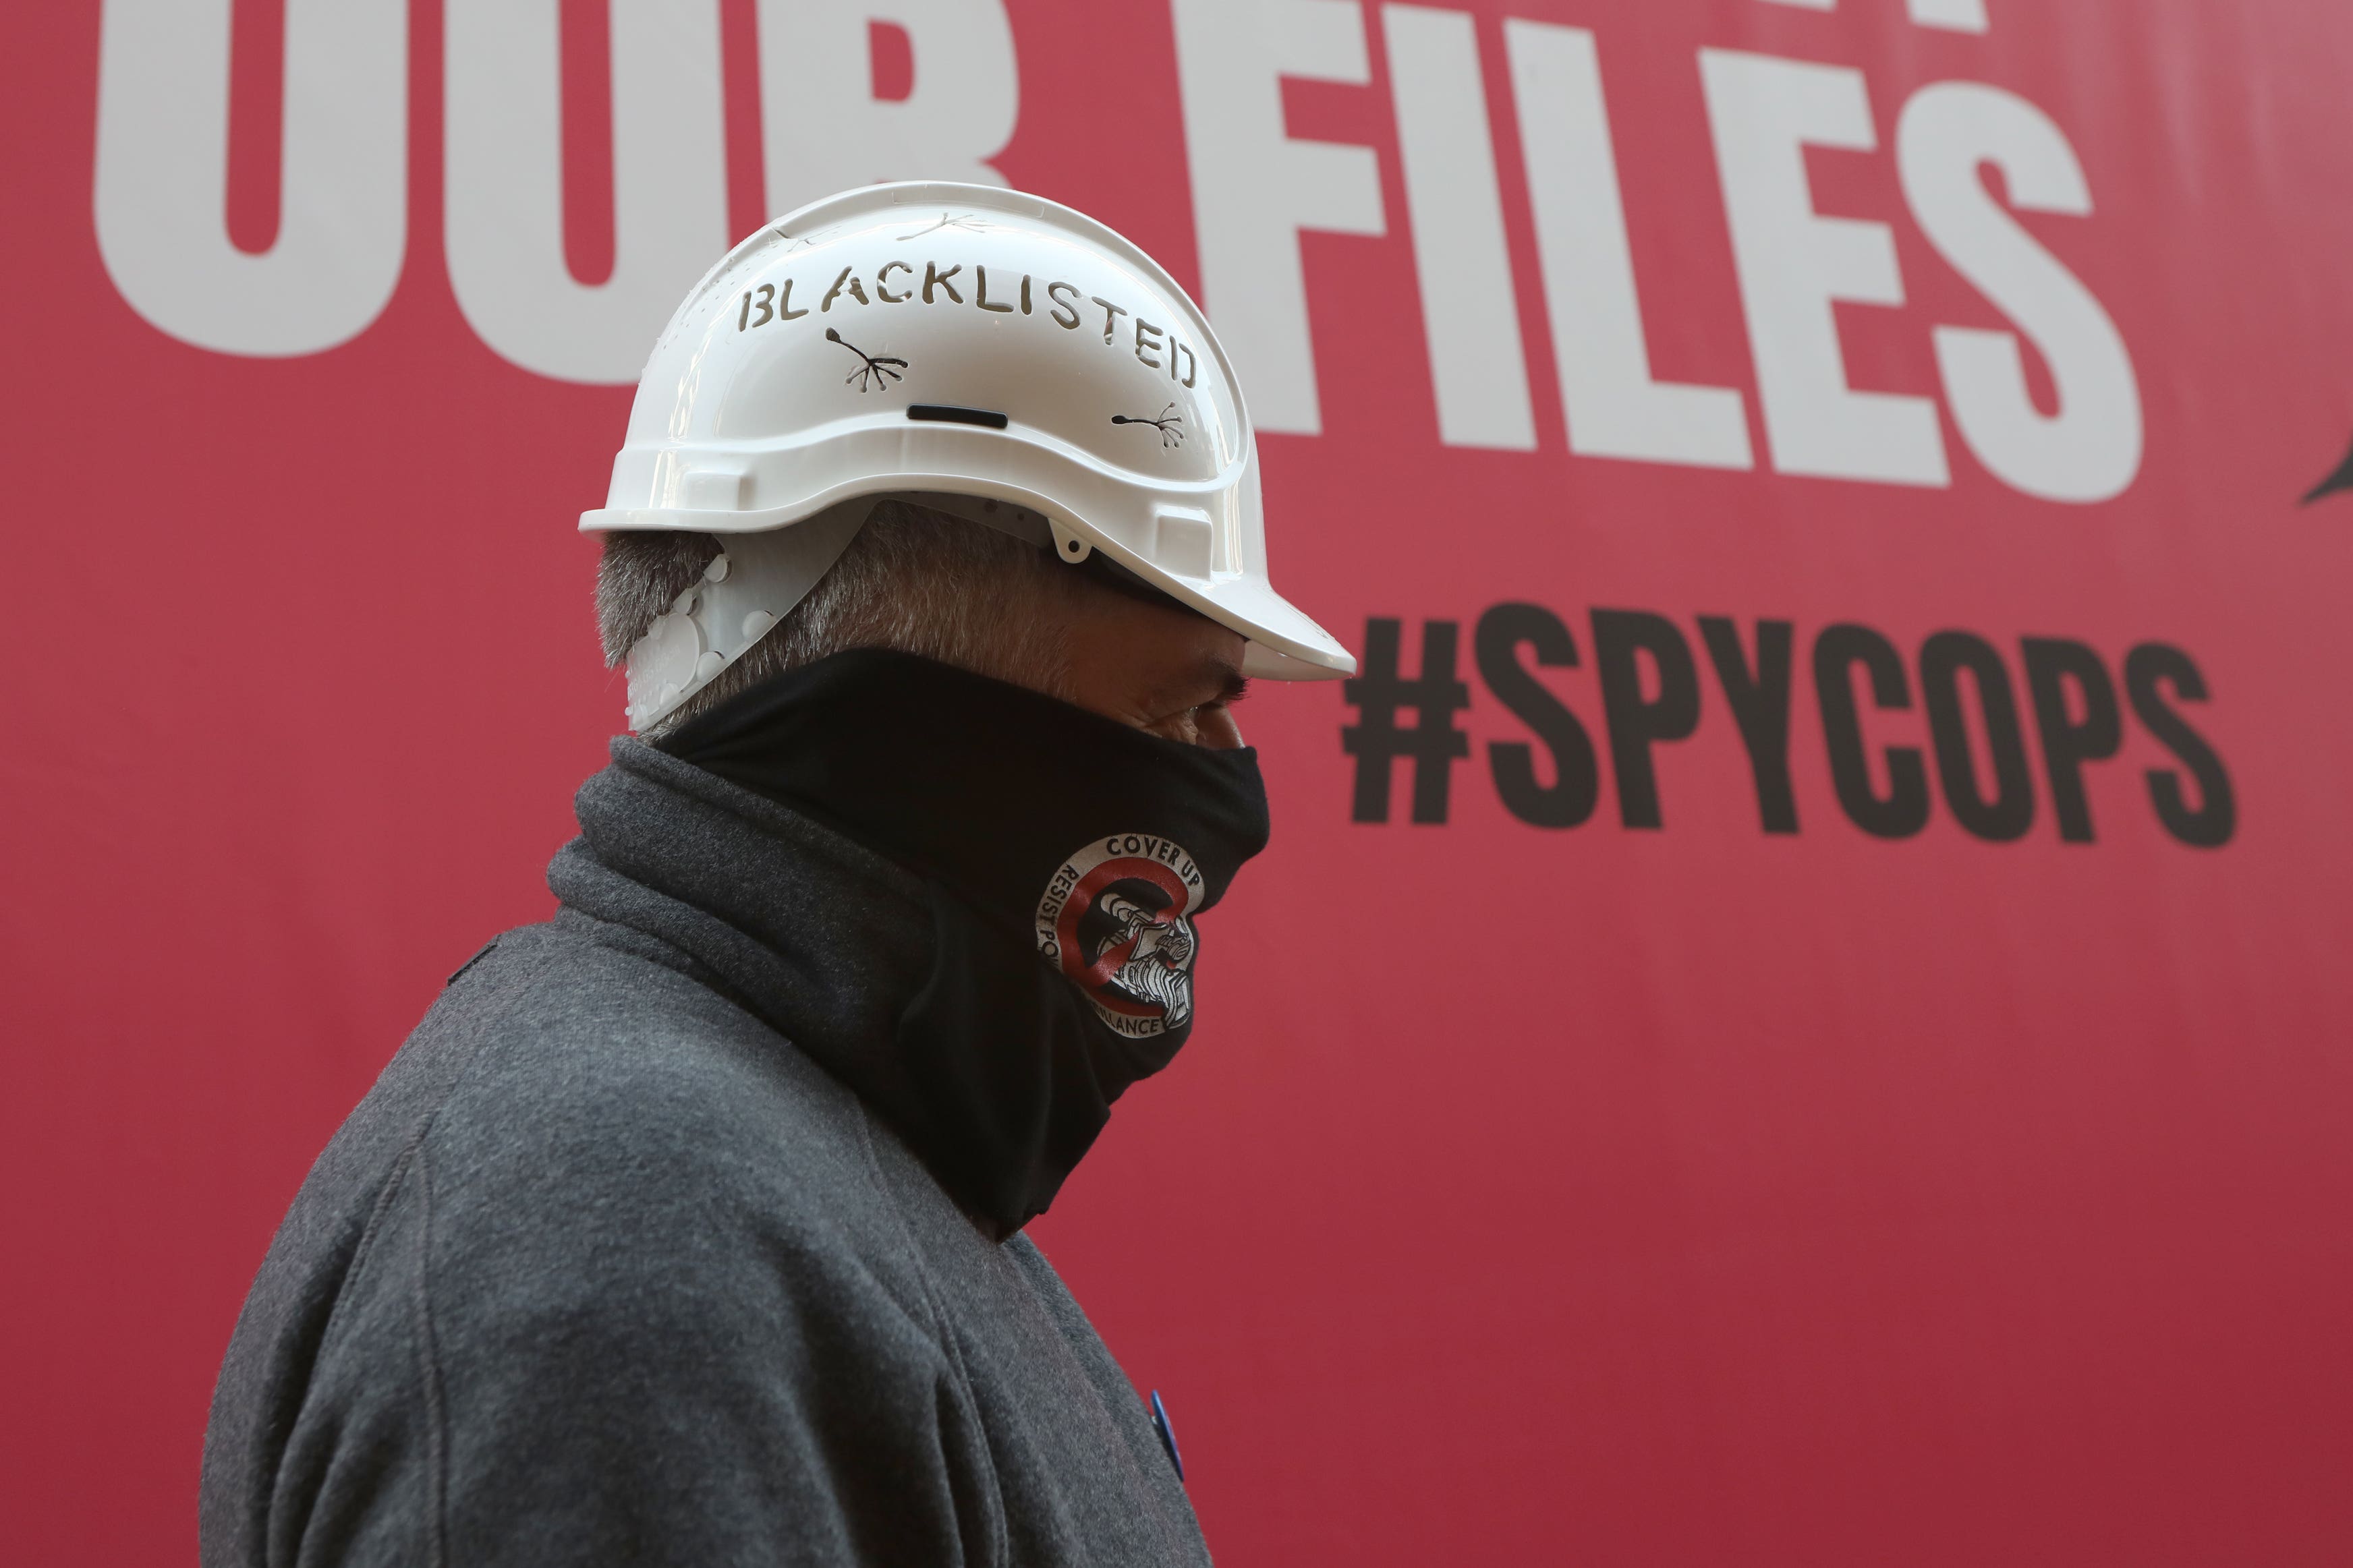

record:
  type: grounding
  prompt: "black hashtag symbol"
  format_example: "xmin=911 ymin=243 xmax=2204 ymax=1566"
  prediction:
xmin=1341 ymin=618 xmax=1472 ymax=823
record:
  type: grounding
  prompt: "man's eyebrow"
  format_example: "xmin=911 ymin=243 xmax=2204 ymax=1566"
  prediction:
xmin=1150 ymin=654 xmax=1248 ymax=715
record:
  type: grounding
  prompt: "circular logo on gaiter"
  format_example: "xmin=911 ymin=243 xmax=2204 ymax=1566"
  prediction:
xmin=1035 ymin=834 xmax=1205 ymax=1038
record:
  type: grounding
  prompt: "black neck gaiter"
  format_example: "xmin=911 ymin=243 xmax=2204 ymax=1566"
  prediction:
xmin=657 ymin=648 xmax=1270 ymax=1235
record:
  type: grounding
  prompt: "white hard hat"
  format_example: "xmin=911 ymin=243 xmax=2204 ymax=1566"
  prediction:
xmin=582 ymin=180 xmax=1356 ymax=731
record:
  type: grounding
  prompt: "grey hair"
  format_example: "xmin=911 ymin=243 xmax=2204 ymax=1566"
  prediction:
xmin=596 ymin=498 xmax=1088 ymax=737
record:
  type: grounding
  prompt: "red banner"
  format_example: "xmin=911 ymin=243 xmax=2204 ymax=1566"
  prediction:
xmin=8 ymin=1 xmax=2353 ymax=1560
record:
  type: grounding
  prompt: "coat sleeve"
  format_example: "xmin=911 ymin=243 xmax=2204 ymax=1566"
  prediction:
xmin=269 ymin=1134 xmax=1006 ymax=1568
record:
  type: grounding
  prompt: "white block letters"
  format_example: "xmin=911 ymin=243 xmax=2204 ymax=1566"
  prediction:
xmin=1172 ymin=0 xmax=1387 ymax=435
xmin=90 ymin=0 xmax=2133 ymax=505
xmin=1382 ymin=5 xmax=1537 ymax=451
xmin=445 ymin=0 xmax=731 ymax=385
xmin=1701 ymin=49 xmax=1950 ymax=487
xmin=756 ymin=1 xmax=1019 ymax=216
xmin=1509 ymin=21 xmax=1753 ymax=470
xmin=1898 ymin=83 xmax=2141 ymax=502
xmin=94 ymin=0 xmax=407 ymax=357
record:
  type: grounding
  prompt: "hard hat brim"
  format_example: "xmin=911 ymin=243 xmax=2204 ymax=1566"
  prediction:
xmin=1087 ymin=533 xmax=1357 ymax=681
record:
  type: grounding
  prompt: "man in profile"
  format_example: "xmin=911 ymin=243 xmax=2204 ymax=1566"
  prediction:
xmin=199 ymin=183 xmax=1353 ymax=1565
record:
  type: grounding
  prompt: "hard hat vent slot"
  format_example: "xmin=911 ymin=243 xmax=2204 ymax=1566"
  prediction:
xmin=907 ymin=404 xmax=1011 ymax=430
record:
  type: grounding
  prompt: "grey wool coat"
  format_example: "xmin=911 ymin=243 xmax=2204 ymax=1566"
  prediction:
xmin=199 ymin=741 xmax=1212 ymax=1567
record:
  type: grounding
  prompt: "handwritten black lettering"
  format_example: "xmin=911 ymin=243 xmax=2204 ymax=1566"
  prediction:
xmin=923 ymin=262 xmax=964 ymax=305
xmin=875 ymin=261 xmax=912 ymax=303
xmin=820 ymin=268 xmax=869 ymax=312
xmin=1091 ymin=297 xmax=1129 ymax=345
